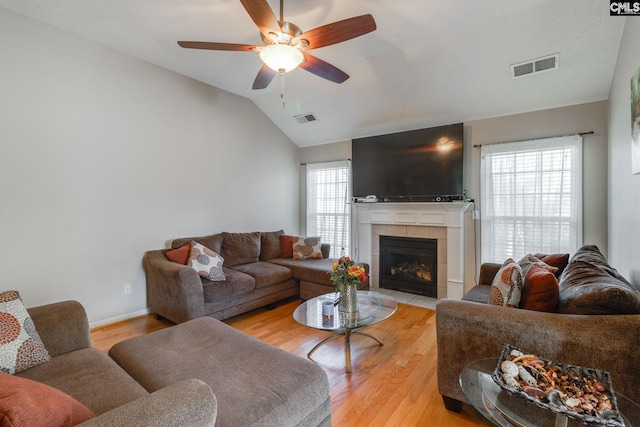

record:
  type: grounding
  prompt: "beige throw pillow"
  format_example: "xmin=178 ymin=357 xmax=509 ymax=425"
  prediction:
xmin=188 ymin=242 xmax=226 ymax=281
xmin=0 ymin=290 xmax=51 ymax=374
xmin=488 ymin=258 xmax=523 ymax=308
xmin=292 ymin=236 xmax=323 ymax=260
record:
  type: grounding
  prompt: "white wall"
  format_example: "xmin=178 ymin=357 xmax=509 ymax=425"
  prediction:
xmin=608 ymin=18 xmax=640 ymax=286
xmin=0 ymin=9 xmax=299 ymax=326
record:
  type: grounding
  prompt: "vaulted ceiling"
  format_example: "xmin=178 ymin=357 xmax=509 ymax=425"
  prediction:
xmin=0 ymin=0 xmax=625 ymax=147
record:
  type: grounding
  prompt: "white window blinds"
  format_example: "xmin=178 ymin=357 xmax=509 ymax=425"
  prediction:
xmin=480 ymin=135 xmax=583 ymax=263
xmin=306 ymin=160 xmax=351 ymax=258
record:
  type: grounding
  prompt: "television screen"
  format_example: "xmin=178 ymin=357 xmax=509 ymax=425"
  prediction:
xmin=352 ymin=123 xmax=464 ymax=201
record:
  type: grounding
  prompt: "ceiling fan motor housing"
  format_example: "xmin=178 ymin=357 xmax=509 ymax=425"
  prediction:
xmin=261 ymin=21 xmax=304 ymax=46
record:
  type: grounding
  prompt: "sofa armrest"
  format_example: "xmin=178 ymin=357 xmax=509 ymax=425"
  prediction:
xmin=78 ymin=379 xmax=217 ymax=427
xmin=143 ymin=250 xmax=205 ymax=324
xmin=320 ymin=243 xmax=330 ymax=259
xmin=436 ymin=299 xmax=640 ymax=406
xmin=478 ymin=262 xmax=501 ymax=286
xmin=27 ymin=300 xmax=91 ymax=357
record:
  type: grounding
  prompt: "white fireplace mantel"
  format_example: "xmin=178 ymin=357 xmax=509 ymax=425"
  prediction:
xmin=350 ymin=202 xmax=475 ymax=299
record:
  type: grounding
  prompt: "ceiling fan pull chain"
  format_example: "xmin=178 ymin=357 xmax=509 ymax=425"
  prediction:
xmin=280 ymin=69 xmax=286 ymax=108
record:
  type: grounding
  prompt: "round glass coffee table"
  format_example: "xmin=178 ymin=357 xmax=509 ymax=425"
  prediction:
xmin=460 ymin=358 xmax=640 ymax=427
xmin=293 ymin=291 xmax=397 ymax=373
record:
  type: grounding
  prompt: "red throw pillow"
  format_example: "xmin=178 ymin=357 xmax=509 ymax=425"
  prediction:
xmin=520 ymin=263 xmax=559 ymax=312
xmin=279 ymin=235 xmax=294 ymax=258
xmin=533 ymin=253 xmax=570 ymax=277
xmin=0 ymin=372 xmax=95 ymax=426
xmin=165 ymin=242 xmax=191 ymax=265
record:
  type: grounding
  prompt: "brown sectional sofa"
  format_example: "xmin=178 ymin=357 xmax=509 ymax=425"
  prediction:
xmin=18 ymin=300 xmax=217 ymax=426
xmin=16 ymin=298 xmax=331 ymax=426
xmin=144 ymin=230 xmax=369 ymax=324
xmin=436 ymin=245 xmax=640 ymax=412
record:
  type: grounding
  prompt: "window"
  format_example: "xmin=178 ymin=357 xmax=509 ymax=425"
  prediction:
xmin=480 ymin=135 xmax=582 ymax=263
xmin=306 ymin=160 xmax=350 ymax=258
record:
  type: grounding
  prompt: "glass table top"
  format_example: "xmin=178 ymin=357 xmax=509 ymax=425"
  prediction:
xmin=460 ymin=358 xmax=640 ymax=427
xmin=293 ymin=291 xmax=398 ymax=332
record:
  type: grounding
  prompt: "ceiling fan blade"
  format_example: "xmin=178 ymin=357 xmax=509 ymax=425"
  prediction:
xmin=293 ymin=14 xmax=376 ymax=51
xmin=239 ymin=0 xmax=281 ymax=37
xmin=178 ymin=41 xmax=257 ymax=52
xmin=252 ymin=64 xmax=278 ymax=89
xmin=300 ymin=54 xmax=349 ymax=84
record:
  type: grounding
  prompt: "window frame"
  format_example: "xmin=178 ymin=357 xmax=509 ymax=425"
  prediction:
xmin=480 ymin=135 xmax=583 ymax=263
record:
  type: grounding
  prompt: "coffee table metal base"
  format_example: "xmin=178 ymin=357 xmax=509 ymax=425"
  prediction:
xmin=292 ymin=292 xmax=398 ymax=373
xmin=307 ymin=330 xmax=384 ymax=373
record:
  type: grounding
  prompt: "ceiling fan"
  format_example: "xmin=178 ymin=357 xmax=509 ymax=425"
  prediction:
xmin=178 ymin=0 xmax=377 ymax=90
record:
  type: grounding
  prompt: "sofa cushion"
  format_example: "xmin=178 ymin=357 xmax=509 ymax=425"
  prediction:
xmin=221 ymin=232 xmax=261 ymax=266
xmin=0 ymin=371 xmax=95 ymax=426
xmin=292 ymin=236 xmax=323 ymax=260
xmin=0 ymin=290 xmax=51 ymax=374
xmin=202 ymin=268 xmax=255 ymax=302
xmin=259 ymin=230 xmax=285 ymax=261
xmin=461 ymin=285 xmax=491 ymax=304
xmin=108 ymin=316 xmax=331 ymax=427
xmin=16 ymin=347 xmax=149 ymax=416
xmin=232 ymin=261 xmax=293 ymax=289
xmin=279 ymin=235 xmax=294 ymax=258
xmin=519 ymin=264 xmax=559 ymax=312
xmin=487 ymin=258 xmax=523 ymax=308
xmin=557 ymin=245 xmax=640 ymax=314
xmin=172 ymin=233 xmax=224 ymax=254
xmin=165 ymin=242 xmax=191 ymax=265
xmin=188 ymin=242 xmax=226 ymax=282
xmin=269 ymin=257 xmax=337 ymax=286
xmin=534 ymin=252 xmax=570 ymax=277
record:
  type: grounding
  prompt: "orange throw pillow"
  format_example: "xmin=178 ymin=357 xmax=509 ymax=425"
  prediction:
xmin=520 ymin=263 xmax=559 ymax=312
xmin=533 ymin=253 xmax=570 ymax=277
xmin=279 ymin=235 xmax=294 ymax=258
xmin=165 ymin=242 xmax=191 ymax=265
xmin=0 ymin=372 xmax=95 ymax=426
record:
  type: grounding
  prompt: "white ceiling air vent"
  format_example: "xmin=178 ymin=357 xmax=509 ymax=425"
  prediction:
xmin=511 ymin=53 xmax=559 ymax=79
xmin=294 ymin=113 xmax=318 ymax=124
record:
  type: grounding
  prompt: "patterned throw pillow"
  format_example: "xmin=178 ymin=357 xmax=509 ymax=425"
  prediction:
xmin=188 ymin=242 xmax=226 ymax=281
xmin=488 ymin=258 xmax=523 ymax=308
xmin=292 ymin=236 xmax=323 ymax=260
xmin=0 ymin=290 xmax=51 ymax=374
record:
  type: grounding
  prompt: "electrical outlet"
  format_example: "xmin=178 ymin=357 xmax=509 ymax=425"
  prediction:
xmin=124 ymin=284 xmax=132 ymax=295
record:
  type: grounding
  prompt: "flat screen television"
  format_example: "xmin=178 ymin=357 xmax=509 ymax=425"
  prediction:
xmin=352 ymin=123 xmax=464 ymax=202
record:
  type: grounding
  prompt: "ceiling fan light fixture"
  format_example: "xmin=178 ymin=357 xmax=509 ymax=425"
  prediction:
xmin=259 ymin=44 xmax=303 ymax=73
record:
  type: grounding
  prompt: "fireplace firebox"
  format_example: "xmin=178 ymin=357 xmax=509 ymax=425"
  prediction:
xmin=379 ymin=236 xmax=437 ymax=297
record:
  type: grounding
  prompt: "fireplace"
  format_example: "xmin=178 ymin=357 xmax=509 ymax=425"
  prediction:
xmin=379 ymin=236 xmax=437 ymax=297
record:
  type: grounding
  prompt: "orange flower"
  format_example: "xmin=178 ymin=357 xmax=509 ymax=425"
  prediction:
xmin=330 ymin=255 xmax=366 ymax=293
xmin=348 ymin=265 xmax=365 ymax=278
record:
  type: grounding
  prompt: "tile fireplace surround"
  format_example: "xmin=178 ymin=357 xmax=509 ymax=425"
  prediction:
xmin=351 ymin=202 xmax=475 ymax=300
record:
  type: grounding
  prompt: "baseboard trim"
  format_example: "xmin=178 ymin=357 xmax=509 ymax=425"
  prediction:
xmin=89 ymin=308 xmax=150 ymax=329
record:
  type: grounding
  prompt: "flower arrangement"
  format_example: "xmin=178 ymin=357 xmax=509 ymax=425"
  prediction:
xmin=330 ymin=256 xmax=367 ymax=293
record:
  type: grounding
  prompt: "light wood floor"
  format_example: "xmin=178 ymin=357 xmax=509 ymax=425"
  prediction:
xmin=91 ymin=299 xmax=491 ymax=427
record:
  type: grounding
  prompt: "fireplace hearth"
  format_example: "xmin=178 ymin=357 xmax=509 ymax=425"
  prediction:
xmin=379 ymin=236 xmax=437 ymax=297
